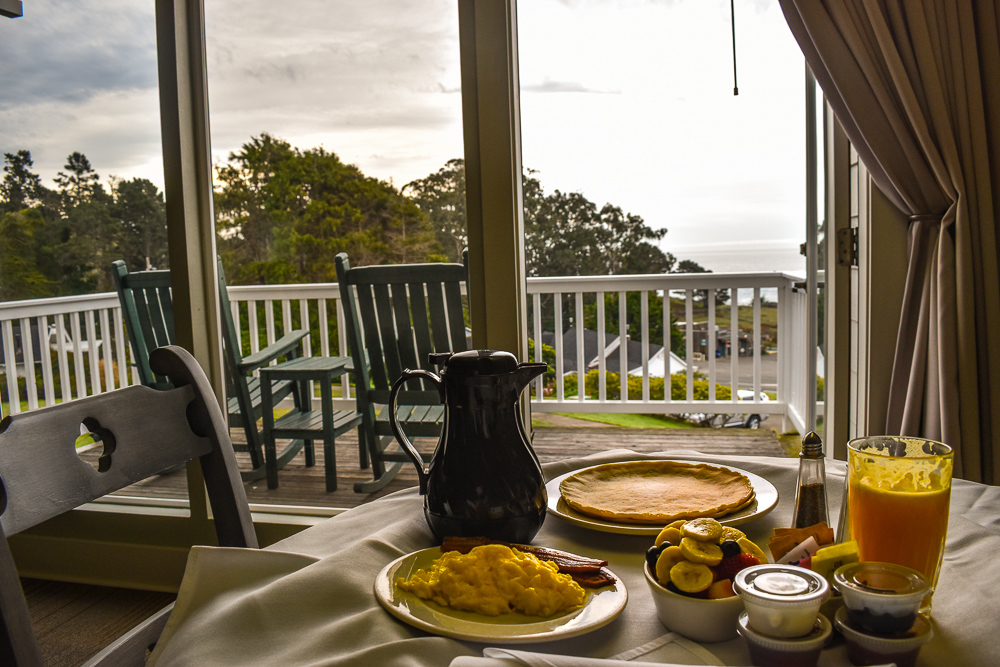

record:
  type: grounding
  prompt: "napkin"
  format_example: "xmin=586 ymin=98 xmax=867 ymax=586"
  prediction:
xmin=448 ymin=632 xmax=727 ymax=667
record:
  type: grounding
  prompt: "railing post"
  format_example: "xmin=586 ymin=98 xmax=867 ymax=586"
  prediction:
xmin=778 ymin=284 xmax=793 ymax=433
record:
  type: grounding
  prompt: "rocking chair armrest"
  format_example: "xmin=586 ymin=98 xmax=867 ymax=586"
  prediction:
xmin=238 ymin=329 xmax=309 ymax=373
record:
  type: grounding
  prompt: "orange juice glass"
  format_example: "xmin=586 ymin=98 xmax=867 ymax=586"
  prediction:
xmin=846 ymin=436 xmax=953 ymax=612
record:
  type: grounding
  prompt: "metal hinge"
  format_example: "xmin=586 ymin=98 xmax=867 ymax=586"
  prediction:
xmin=837 ymin=227 xmax=858 ymax=266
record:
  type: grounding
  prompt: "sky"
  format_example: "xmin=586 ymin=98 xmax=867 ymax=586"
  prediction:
xmin=0 ymin=0 xmax=808 ymax=274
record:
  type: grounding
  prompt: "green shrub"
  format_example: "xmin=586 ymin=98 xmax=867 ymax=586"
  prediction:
xmin=582 ymin=370 xmax=731 ymax=401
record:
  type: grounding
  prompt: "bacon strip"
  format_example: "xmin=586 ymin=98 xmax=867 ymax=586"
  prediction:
xmin=571 ymin=568 xmax=618 ymax=588
xmin=514 ymin=544 xmax=608 ymax=571
xmin=441 ymin=536 xmax=491 ymax=553
xmin=439 ymin=536 xmax=616 ymax=588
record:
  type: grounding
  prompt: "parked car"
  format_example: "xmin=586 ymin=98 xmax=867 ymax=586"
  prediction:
xmin=709 ymin=390 xmax=770 ymax=429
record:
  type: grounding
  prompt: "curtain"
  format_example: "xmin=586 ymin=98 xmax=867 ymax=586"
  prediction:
xmin=779 ymin=0 xmax=1000 ymax=483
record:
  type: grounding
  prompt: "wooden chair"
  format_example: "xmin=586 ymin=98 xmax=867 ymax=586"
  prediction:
xmin=0 ymin=345 xmax=258 ymax=667
xmin=112 ymin=259 xmax=312 ymax=482
xmin=335 ymin=252 xmax=469 ymax=493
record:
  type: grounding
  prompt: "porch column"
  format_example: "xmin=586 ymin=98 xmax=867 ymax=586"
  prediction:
xmin=156 ymin=0 xmax=224 ymax=521
xmin=155 ymin=0 xmax=225 ymax=402
xmin=458 ymin=0 xmax=529 ymax=361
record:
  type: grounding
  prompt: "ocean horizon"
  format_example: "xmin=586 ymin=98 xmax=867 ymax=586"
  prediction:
xmin=669 ymin=239 xmax=807 ymax=277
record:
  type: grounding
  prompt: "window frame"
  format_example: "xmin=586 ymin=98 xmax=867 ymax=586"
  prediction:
xmin=9 ymin=0 xmax=530 ymax=588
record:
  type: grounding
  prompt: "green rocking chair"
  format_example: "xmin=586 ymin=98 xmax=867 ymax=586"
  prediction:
xmin=112 ymin=258 xmax=312 ymax=482
xmin=335 ymin=252 xmax=470 ymax=493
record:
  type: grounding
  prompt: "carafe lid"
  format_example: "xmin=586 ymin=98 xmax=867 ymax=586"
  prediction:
xmin=430 ymin=349 xmax=519 ymax=377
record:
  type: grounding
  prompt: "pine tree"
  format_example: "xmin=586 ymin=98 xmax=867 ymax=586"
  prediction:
xmin=0 ymin=209 xmax=54 ymax=300
xmin=110 ymin=178 xmax=168 ymax=271
xmin=54 ymin=151 xmax=100 ymax=208
xmin=0 ymin=150 xmax=44 ymax=214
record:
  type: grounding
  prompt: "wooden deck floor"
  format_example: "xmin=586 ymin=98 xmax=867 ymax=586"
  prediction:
xmin=106 ymin=424 xmax=790 ymax=512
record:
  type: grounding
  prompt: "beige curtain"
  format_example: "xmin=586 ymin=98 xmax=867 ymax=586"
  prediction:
xmin=779 ymin=0 xmax=1000 ymax=483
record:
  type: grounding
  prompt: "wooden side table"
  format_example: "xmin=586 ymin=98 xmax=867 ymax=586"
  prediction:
xmin=260 ymin=356 xmax=362 ymax=491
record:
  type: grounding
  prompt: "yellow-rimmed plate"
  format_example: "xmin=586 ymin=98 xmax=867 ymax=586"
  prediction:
xmin=546 ymin=460 xmax=778 ymax=535
xmin=374 ymin=547 xmax=627 ymax=643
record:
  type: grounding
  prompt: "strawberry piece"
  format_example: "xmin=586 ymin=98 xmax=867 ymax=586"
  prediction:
xmin=716 ymin=552 xmax=760 ymax=581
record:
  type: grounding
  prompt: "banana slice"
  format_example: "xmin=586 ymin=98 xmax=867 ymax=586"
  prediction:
xmin=654 ymin=545 xmax=686 ymax=583
xmin=654 ymin=526 xmax=683 ymax=547
xmin=666 ymin=519 xmax=688 ymax=530
xmin=669 ymin=560 xmax=714 ymax=593
xmin=680 ymin=518 xmax=724 ymax=542
xmin=680 ymin=537 xmax=724 ymax=566
xmin=719 ymin=526 xmax=746 ymax=543
xmin=738 ymin=537 xmax=769 ymax=563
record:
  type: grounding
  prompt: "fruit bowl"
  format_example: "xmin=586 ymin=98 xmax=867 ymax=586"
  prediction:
xmin=644 ymin=562 xmax=744 ymax=643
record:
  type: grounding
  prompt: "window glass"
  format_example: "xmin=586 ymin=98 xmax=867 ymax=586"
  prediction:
xmin=518 ymin=0 xmax=808 ymax=422
xmin=0 ymin=1 xmax=178 ymax=502
xmin=518 ymin=0 xmax=805 ymax=276
xmin=204 ymin=0 xmax=464 ymax=507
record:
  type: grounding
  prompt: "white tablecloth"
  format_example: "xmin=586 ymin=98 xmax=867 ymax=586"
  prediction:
xmin=148 ymin=449 xmax=1000 ymax=666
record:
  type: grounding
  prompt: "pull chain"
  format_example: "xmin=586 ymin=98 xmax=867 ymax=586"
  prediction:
xmin=731 ymin=0 xmax=739 ymax=95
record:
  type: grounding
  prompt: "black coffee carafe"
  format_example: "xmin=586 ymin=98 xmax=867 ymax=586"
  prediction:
xmin=389 ymin=350 xmax=549 ymax=544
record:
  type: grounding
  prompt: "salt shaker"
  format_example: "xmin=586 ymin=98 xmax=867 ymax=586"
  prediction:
xmin=791 ymin=431 xmax=829 ymax=528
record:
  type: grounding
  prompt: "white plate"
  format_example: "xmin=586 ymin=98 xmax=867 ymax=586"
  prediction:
xmin=546 ymin=459 xmax=779 ymax=535
xmin=374 ymin=547 xmax=627 ymax=643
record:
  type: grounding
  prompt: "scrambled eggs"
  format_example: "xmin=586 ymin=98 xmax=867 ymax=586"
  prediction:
xmin=396 ymin=544 xmax=586 ymax=616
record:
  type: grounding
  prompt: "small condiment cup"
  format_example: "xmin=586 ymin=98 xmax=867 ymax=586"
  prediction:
xmin=737 ymin=611 xmax=831 ymax=667
xmin=832 ymin=561 xmax=930 ymax=635
xmin=835 ymin=606 xmax=933 ymax=667
xmin=734 ymin=564 xmax=830 ymax=638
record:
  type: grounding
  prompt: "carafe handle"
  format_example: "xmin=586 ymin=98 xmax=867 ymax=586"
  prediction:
xmin=388 ymin=369 xmax=444 ymax=494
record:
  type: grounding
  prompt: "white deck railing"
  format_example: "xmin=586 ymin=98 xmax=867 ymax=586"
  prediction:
xmin=526 ymin=272 xmax=815 ymax=434
xmin=1 ymin=273 xmax=820 ymax=433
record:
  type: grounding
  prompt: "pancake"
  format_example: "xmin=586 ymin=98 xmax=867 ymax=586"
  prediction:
xmin=559 ymin=460 xmax=755 ymax=524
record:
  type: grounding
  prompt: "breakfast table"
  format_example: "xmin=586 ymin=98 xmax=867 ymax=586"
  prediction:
xmin=147 ymin=449 xmax=1000 ymax=666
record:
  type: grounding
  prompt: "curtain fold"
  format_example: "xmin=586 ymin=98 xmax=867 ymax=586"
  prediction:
xmin=779 ymin=0 xmax=1000 ymax=483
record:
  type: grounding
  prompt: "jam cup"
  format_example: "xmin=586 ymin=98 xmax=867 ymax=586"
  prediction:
xmin=832 ymin=561 xmax=930 ymax=635
xmin=734 ymin=564 xmax=830 ymax=638
xmin=737 ymin=611 xmax=832 ymax=667
xmin=834 ymin=606 xmax=933 ymax=667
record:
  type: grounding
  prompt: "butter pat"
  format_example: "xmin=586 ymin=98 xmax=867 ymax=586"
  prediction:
xmin=811 ymin=540 xmax=859 ymax=583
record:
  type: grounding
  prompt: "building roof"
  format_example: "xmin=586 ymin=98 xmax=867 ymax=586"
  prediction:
xmin=540 ymin=327 xmax=663 ymax=375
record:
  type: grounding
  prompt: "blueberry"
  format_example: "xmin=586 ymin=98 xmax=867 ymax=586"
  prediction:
xmin=721 ymin=539 xmax=741 ymax=558
xmin=646 ymin=544 xmax=663 ymax=571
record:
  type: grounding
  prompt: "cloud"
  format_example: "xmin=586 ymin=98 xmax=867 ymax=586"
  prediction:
xmin=0 ymin=87 xmax=163 ymax=186
xmin=552 ymin=0 xmax=682 ymax=8
xmin=0 ymin=0 xmax=157 ymax=111
xmin=1 ymin=0 xmax=807 ymax=266
xmin=551 ymin=0 xmax=774 ymax=9
xmin=1 ymin=0 xmax=464 ymax=187
xmin=522 ymin=79 xmax=619 ymax=94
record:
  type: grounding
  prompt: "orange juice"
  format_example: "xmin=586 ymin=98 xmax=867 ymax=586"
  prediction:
xmin=848 ymin=481 xmax=950 ymax=585
xmin=846 ymin=436 xmax=953 ymax=610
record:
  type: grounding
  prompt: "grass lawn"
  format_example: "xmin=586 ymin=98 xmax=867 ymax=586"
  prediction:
xmin=543 ymin=413 xmax=697 ymax=429
xmin=670 ymin=297 xmax=779 ymax=341
xmin=2 ymin=397 xmax=63 ymax=415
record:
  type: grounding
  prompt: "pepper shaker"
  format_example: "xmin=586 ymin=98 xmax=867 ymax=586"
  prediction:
xmin=791 ymin=431 xmax=829 ymax=529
